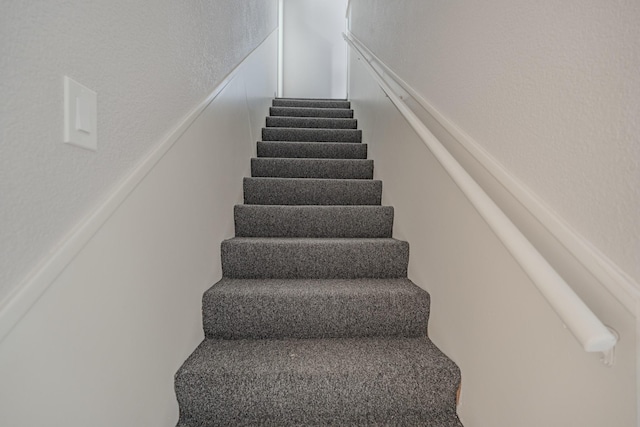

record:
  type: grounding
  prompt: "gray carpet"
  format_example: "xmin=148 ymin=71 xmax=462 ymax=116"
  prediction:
xmin=177 ymin=337 xmax=461 ymax=427
xmin=243 ymin=177 xmax=382 ymax=205
xmin=221 ymin=237 xmax=409 ymax=279
xmin=262 ymin=127 xmax=362 ymax=143
xmin=203 ymin=278 xmax=429 ymax=339
xmin=266 ymin=116 xmax=358 ymax=129
xmin=251 ymin=158 xmax=373 ymax=179
xmin=270 ymin=106 xmax=354 ymax=118
xmin=272 ymin=98 xmax=351 ymax=108
xmin=174 ymin=97 xmax=463 ymax=426
xmin=234 ymin=205 xmax=393 ymax=238
xmin=257 ymin=141 xmax=367 ymax=159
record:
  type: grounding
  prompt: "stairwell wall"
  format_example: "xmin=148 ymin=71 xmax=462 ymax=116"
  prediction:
xmin=0 ymin=5 xmax=277 ymax=427
xmin=0 ymin=0 xmax=277 ymax=315
xmin=349 ymin=52 xmax=636 ymax=426
xmin=348 ymin=1 xmax=638 ymax=426
xmin=349 ymin=0 xmax=640 ymax=286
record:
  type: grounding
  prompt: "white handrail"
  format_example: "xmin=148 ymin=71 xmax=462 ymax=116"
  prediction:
xmin=348 ymin=31 xmax=640 ymax=317
xmin=343 ymin=31 xmax=617 ymax=358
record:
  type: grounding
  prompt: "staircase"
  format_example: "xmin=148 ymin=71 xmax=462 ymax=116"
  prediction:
xmin=174 ymin=98 xmax=462 ymax=426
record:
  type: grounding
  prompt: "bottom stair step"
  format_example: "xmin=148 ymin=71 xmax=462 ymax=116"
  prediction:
xmin=175 ymin=337 xmax=462 ymax=427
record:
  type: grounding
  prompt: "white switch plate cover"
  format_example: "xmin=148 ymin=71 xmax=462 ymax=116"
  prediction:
xmin=64 ymin=76 xmax=97 ymax=150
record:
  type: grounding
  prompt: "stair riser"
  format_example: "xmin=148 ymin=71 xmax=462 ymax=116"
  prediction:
xmin=221 ymin=239 xmax=409 ymax=279
xmin=251 ymin=158 xmax=373 ymax=179
xmin=243 ymin=177 xmax=382 ymax=205
xmin=273 ymin=99 xmax=350 ymax=108
xmin=257 ymin=141 xmax=367 ymax=159
xmin=234 ymin=205 xmax=393 ymax=238
xmin=266 ymin=116 xmax=357 ymax=129
xmin=203 ymin=279 xmax=429 ymax=339
xmin=270 ymin=106 xmax=353 ymax=118
xmin=262 ymin=127 xmax=362 ymax=143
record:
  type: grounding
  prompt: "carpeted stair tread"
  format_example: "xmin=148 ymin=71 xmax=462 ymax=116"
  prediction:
xmin=203 ymin=277 xmax=429 ymax=339
xmin=270 ymin=106 xmax=354 ymax=118
xmin=263 ymin=127 xmax=362 ymax=143
xmin=266 ymin=116 xmax=357 ymax=129
xmin=272 ymin=99 xmax=351 ymax=109
xmin=234 ymin=205 xmax=393 ymax=238
xmin=257 ymin=141 xmax=367 ymax=159
xmin=243 ymin=177 xmax=382 ymax=205
xmin=175 ymin=336 xmax=462 ymax=427
xmin=251 ymin=158 xmax=373 ymax=179
xmin=221 ymin=237 xmax=409 ymax=279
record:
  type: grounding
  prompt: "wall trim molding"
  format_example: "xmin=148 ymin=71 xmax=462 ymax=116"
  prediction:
xmin=346 ymin=30 xmax=640 ymax=316
xmin=0 ymin=28 xmax=278 ymax=343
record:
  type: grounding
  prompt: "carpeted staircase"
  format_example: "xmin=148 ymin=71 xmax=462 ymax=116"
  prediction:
xmin=174 ymin=98 xmax=463 ymax=426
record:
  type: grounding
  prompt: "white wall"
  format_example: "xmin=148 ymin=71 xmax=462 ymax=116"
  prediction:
xmin=349 ymin=0 xmax=640 ymax=285
xmin=0 ymin=0 xmax=277 ymax=307
xmin=0 ymin=7 xmax=278 ymax=427
xmin=348 ymin=49 xmax=636 ymax=427
xmin=282 ymin=0 xmax=348 ymax=98
xmin=348 ymin=1 xmax=639 ymax=425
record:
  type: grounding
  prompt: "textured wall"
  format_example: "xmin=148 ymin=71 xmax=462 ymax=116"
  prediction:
xmin=0 ymin=30 xmax=278 ymax=427
xmin=349 ymin=0 xmax=640 ymax=283
xmin=0 ymin=0 xmax=277 ymax=303
xmin=348 ymin=54 xmax=636 ymax=425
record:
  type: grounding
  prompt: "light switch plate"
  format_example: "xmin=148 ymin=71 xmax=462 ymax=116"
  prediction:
xmin=64 ymin=76 xmax=97 ymax=151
